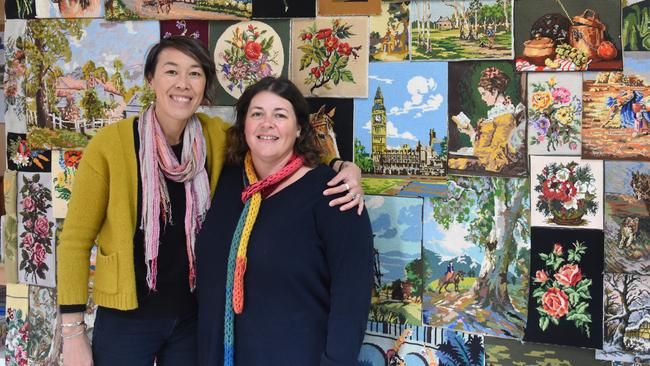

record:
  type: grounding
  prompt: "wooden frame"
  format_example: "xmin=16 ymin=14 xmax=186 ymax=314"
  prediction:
xmin=318 ymin=0 xmax=381 ymax=16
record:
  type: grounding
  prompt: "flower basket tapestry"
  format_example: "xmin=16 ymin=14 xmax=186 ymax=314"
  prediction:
xmin=530 ymin=155 xmax=604 ymax=229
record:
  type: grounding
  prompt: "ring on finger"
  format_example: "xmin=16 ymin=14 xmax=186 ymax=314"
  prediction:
xmin=344 ymin=183 xmax=350 ymax=191
xmin=351 ymin=192 xmax=359 ymax=200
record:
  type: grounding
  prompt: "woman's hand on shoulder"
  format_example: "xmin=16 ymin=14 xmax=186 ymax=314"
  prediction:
xmin=323 ymin=161 xmax=365 ymax=215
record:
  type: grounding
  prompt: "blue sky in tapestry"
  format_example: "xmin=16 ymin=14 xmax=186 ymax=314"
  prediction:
xmin=354 ymin=61 xmax=447 ymax=153
xmin=58 ymin=20 xmax=159 ymax=90
xmin=366 ymin=195 xmax=423 ymax=284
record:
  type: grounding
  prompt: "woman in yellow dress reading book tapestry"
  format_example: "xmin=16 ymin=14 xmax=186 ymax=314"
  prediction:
xmin=449 ymin=66 xmax=525 ymax=174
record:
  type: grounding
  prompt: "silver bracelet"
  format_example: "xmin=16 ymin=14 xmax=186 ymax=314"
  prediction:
xmin=61 ymin=320 xmax=86 ymax=328
xmin=62 ymin=328 xmax=86 ymax=340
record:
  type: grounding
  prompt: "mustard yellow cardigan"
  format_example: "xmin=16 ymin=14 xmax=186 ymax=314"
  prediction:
xmin=57 ymin=114 xmax=229 ymax=310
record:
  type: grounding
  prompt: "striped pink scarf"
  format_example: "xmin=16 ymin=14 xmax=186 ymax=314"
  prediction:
xmin=138 ymin=106 xmax=210 ymax=291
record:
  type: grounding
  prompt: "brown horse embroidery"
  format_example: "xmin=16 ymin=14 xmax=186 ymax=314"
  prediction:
xmin=437 ymin=270 xmax=465 ymax=293
xmin=309 ymin=105 xmax=340 ymax=158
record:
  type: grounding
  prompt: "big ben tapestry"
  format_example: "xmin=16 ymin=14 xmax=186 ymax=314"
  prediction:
xmin=354 ymin=61 xmax=448 ymax=197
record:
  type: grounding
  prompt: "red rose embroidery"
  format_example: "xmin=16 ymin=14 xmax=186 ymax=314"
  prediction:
xmin=32 ymin=242 xmax=47 ymax=267
xmin=34 ymin=216 xmax=50 ymax=238
xmin=22 ymin=196 xmax=35 ymax=212
xmin=553 ymin=243 xmax=563 ymax=255
xmin=554 ymin=264 xmax=583 ymax=287
xmin=316 ymin=28 xmax=332 ymax=40
xmin=324 ymin=36 xmax=339 ymax=52
xmin=21 ymin=233 xmax=34 ymax=250
xmin=535 ymin=269 xmax=549 ymax=284
xmin=338 ymin=42 xmax=352 ymax=56
xmin=542 ymin=287 xmax=569 ymax=318
xmin=244 ymin=41 xmax=262 ymax=61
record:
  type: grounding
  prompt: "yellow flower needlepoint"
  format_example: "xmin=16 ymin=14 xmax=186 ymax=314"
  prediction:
xmin=531 ymin=91 xmax=553 ymax=111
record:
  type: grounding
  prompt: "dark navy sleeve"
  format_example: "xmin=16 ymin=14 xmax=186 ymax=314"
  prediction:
xmin=315 ymin=195 xmax=374 ymax=366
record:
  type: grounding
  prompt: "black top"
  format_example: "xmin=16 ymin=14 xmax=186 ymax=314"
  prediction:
xmin=196 ymin=164 xmax=373 ymax=366
xmin=60 ymin=120 xmax=197 ymax=318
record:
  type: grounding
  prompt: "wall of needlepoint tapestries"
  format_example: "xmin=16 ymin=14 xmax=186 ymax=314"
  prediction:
xmin=2 ymin=0 xmax=650 ymax=365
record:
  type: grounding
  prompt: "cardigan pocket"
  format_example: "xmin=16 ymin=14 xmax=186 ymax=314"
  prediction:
xmin=94 ymin=249 xmax=118 ymax=294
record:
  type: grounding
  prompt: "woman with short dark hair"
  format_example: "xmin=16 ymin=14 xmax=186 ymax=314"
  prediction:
xmin=57 ymin=38 xmax=364 ymax=366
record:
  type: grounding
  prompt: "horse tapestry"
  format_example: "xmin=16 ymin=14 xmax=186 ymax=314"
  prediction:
xmin=306 ymin=97 xmax=354 ymax=161
xmin=422 ymin=176 xmax=530 ymax=339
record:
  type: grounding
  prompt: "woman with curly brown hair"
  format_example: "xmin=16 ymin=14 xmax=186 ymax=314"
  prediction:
xmin=449 ymin=66 xmax=525 ymax=173
xmin=195 ymin=77 xmax=373 ymax=366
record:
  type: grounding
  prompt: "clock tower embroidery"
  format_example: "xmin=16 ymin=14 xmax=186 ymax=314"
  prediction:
xmin=371 ymin=86 xmax=387 ymax=164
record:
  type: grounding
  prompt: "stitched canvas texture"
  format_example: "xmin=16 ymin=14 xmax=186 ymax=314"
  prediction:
xmin=22 ymin=19 xmax=159 ymax=149
xmin=530 ymin=155 xmax=604 ymax=229
xmin=5 ymin=284 xmax=30 ymax=366
xmin=105 ymin=0 xmax=250 ymax=21
xmin=524 ymin=227 xmax=604 ymax=349
xmin=160 ymin=20 xmax=209 ymax=48
xmin=51 ymin=150 xmax=83 ymax=219
xmin=210 ymin=19 xmax=289 ymax=104
xmin=17 ymin=172 xmax=56 ymax=288
xmin=27 ymin=286 xmax=58 ymax=366
xmin=604 ymin=161 xmax=650 ymax=275
xmin=447 ymin=61 xmax=527 ymax=177
xmin=582 ymin=55 xmax=650 ymax=161
xmin=422 ymin=176 xmax=530 ymax=339
xmin=35 ymin=0 xmax=102 ymax=18
xmin=306 ymin=97 xmax=354 ymax=161
xmin=358 ymin=322 xmax=485 ymax=366
xmin=599 ymin=273 xmax=650 ymax=363
xmin=623 ymin=0 xmax=650 ymax=51
xmin=354 ymin=61 xmax=447 ymax=197
xmin=514 ymin=0 xmax=623 ymax=72
xmin=251 ymin=0 xmax=315 ymax=18
xmin=409 ymin=0 xmax=513 ymax=61
xmin=527 ymin=72 xmax=583 ymax=155
xmin=366 ymin=195 xmax=423 ymax=326
xmin=485 ymin=335 xmax=612 ymax=366
xmin=3 ymin=20 xmax=28 ymax=134
xmin=369 ymin=2 xmax=409 ymax=62
xmin=290 ymin=17 xmax=369 ymax=97
xmin=4 ymin=170 xmax=19 ymax=284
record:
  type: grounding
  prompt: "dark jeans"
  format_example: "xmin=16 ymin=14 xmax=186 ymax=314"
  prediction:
xmin=92 ymin=307 xmax=198 ymax=366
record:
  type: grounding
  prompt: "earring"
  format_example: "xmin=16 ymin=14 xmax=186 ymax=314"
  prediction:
xmin=296 ymin=130 xmax=301 ymax=137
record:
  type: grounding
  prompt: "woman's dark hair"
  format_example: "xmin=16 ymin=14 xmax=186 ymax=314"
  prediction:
xmin=144 ymin=36 xmax=217 ymax=104
xmin=227 ymin=77 xmax=321 ymax=166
